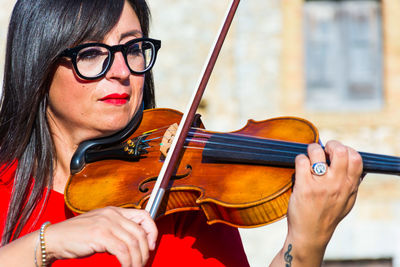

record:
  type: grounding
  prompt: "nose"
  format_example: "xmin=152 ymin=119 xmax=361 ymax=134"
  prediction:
xmin=105 ymin=52 xmax=131 ymax=80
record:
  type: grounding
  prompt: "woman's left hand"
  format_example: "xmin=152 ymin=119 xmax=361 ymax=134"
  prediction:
xmin=270 ymin=140 xmax=363 ymax=267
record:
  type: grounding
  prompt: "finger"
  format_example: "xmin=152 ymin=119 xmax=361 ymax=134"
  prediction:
xmin=346 ymin=147 xmax=363 ymax=182
xmin=307 ymin=143 xmax=327 ymax=163
xmin=345 ymin=147 xmax=363 ymax=196
xmin=109 ymin=222 xmax=147 ymax=267
xmin=324 ymin=140 xmax=348 ymax=177
xmin=85 ymin=207 xmax=148 ymax=266
xmin=307 ymin=143 xmax=328 ymax=177
xmin=294 ymin=153 xmax=312 ymax=189
xmin=110 ymin=210 xmax=153 ymax=265
xmin=100 ymin=231 xmax=133 ymax=267
xmin=118 ymin=209 xmax=158 ymax=250
xmin=133 ymin=212 xmax=158 ymax=251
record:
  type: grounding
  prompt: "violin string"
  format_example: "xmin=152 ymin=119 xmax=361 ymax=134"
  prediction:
xmin=358 ymin=151 xmax=400 ymax=163
xmin=193 ymin=137 xmax=303 ymax=157
xmin=182 ymin=141 xmax=400 ymax=173
xmin=143 ymin=130 xmax=304 ymax=158
xmin=145 ymin=141 xmax=400 ymax=174
xmin=140 ymin=126 xmax=171 ymax=138
xmin=190 ymin=130 xmax=311 ymax=155
xmin=136 ymin=126 xmax=400 ymax=172
xmin=139 ymin=125 xmax=400 ymax=161
xmin=189 ymin=129 xmax=400 ymax=164
xmin=148 ymin=128 xmax=400 ymax=166
xmin=142 ymin=136 xmax=162 ymax=142
xmin=184 ymin=137 xmax=400 ymax=172
xmin=193 ymin=130 xmax=400 ymax=165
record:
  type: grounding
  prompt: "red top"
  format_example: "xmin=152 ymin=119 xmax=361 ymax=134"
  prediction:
xmin=0 ymin=163 xmax=250 ymax=266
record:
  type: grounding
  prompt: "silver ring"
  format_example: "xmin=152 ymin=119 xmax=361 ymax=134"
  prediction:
xmin=311 ymin=162 xmax=328 ymax=176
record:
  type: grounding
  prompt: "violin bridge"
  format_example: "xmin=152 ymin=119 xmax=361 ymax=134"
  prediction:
xmin=160 ymin=123 xmax=178 ymax=157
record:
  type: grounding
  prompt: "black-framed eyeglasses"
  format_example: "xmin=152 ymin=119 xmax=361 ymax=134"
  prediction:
xmin=60 ymin=37 xmax=161 ymax=80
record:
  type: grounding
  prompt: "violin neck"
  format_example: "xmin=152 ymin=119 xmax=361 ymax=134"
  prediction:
xmin=359 ymin=151 xmax=400 ymax=176
xmin=202 ymin=133 xmax=400 ymax=176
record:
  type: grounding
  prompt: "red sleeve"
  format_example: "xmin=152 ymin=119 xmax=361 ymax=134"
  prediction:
xmin=0 ymin=162 xmax=17 ymax=234
xmin=0 ymin=161 xmax=17 ymax=184
xmin=53 ymin=211 xmax=249 ymax=267
xmin=147 ymin=211 xmax=250 ymax=267
xmin=53 ymin=211 xmax=250 ymax=267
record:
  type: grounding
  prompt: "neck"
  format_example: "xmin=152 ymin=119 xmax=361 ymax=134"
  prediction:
xmin=46 ymin=111 xmax=109 ymax=193
xmin=51 ymin=133 xmax=78 ymax=193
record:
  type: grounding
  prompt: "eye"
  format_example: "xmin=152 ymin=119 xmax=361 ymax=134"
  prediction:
xmin=77 ymin=47 xmax=108 ymax=62
xmin=126 ymin=43 xmax=143 ymax=57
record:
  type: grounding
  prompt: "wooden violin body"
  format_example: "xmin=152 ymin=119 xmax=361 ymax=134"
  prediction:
xmin=65 ymin=108 xmax=320 ymax=228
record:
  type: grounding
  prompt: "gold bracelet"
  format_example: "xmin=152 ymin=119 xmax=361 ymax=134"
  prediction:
xmin=39 ymin=221 xmax=51 ymax=267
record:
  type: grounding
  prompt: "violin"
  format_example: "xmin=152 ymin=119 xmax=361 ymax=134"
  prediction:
xmin=64 ymin=108 xmax=400 ymax=228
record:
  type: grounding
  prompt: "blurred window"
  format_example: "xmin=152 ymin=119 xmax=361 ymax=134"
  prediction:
xmin=304 ymin=0 xmax=382 ymax=111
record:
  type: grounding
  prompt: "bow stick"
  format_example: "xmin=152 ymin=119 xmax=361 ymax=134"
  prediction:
xmin=145 ymin=0 xmax=241 ymax=219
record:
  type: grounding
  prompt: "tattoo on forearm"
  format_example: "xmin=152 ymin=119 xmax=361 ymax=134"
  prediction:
xmin=284 ymin=244 xmax=293 ymax=267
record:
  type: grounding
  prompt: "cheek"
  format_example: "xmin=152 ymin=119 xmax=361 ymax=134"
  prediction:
xmin=48 ymin=66 xmax=94 ymax=118
xmin=131 ymin=75 xmax=145 ymax=94
xmin=129 ymin=75 xmax=145 ymax=108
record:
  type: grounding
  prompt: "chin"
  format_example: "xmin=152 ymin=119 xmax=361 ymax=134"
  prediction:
xmin=90 ymin=113 xmax=134 ymax=139
xmin=102 ymin=120 xmax=130 ymax=135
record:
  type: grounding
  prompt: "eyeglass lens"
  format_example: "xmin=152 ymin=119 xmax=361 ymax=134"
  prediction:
xmin=75 ymin=40 xmax=154 ymax=78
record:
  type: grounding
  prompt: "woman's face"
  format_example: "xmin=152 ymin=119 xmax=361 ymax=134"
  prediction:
xmin=47 ymin=2 xmax=144 ymax=144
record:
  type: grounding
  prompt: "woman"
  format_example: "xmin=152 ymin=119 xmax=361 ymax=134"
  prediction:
xmin=0 ymin=0 xmax=363 ymax=266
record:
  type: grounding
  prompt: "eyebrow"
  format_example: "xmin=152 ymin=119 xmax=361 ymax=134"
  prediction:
xmin=120 ymin=30 xmax=143 ymax=41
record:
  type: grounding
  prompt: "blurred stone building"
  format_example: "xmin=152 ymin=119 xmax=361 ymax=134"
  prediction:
xmin=1 ymin=0 xmax=399 ymax=266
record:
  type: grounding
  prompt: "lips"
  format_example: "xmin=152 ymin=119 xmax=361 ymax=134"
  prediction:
xmin=99 ymin=93 xmax=129 ymax=105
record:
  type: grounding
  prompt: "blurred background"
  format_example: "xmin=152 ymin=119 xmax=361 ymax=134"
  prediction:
xmin=1 ymin=0 xmax=400 ymax=266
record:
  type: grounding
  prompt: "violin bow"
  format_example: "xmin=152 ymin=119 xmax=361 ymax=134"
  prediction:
xmin=145 ymin=0 xmax=241 ymax=219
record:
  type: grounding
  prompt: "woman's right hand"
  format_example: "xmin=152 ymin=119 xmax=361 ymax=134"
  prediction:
xmin=45 ymin=207 xmax=158 ymax=267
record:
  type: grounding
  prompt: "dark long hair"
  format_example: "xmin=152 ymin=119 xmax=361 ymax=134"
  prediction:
xmin=0 ymin=0 xmax=155 ymax=245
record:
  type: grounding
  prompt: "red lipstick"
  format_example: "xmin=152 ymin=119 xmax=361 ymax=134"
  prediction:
xmin=99 ymin=93 xmax=129 ymax=105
